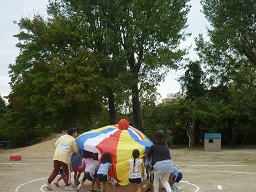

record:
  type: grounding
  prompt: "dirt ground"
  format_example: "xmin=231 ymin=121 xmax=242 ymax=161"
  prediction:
xmin=0 ymin=134 xmax=256 ymax=192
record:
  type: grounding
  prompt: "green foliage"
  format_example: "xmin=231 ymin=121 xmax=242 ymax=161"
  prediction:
xmin=0 ymin=96 xmax=9 ymax=118
xmin=197 ymin=0 xmax=256 ymax=88
xmin=7 ymin=14 xmax=104 ymax=134
xmin=179 ymin=61 xmax=207 ymax=99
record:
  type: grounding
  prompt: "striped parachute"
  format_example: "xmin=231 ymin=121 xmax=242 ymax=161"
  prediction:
xmin=71 ymin=119 xmax=152 ymax=185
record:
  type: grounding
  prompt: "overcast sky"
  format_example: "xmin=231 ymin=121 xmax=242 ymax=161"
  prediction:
xmin=0 ymin=0 xmax=209 ymax=101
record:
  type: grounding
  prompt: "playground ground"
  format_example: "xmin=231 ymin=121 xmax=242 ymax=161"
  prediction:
xmin=0 ymin=135 xmax=256 ymax=192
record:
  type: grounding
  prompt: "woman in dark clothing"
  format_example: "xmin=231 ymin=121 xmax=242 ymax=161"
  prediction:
xmin=147 ymin=131 xmax=173 ymax=192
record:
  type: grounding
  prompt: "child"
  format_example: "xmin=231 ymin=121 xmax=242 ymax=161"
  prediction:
xmin=144 ymin=156 xmax=154 ymax=192
xmin=73 ymin=166 xmax=83 ymax=186
xmin=144 ymin=156 xmax=152 ymax=180
xmin=97 ymin=152 xmax=116 ymax=192
xmin=76 ymin=152 xmax=99 ymax=192
xmin=90 ymin=176 xmax=101 ymax=192
xmin=169 ymin=165 xmax=183 ymax=192
xmin=129 ymin=149 xmax=144 ymax=192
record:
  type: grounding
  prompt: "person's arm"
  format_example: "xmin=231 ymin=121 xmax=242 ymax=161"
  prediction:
xmin=72 ymin=139 xmax=82 ymax=161
xmin=141 ymin=160 xmax=145 ymax=175
xmin=169 ymin=173 xmax=175 ymax=186
xmin=110 ymin=164 xmax=117 ymax=181
xmin=146 ymin=145 xmax=154 ymax=159
xmin=76 ymin=151 xmax=82 ymax=161
xmin=79 ymin=158 xmax=85 ymax=168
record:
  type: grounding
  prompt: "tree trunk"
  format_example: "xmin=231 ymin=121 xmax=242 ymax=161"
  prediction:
xmin=194 ymin=119 xmax=201 ymax=145
xmin=107 ymin=87 xmax=116 ymax=124
xmin=227 ymin=117 xmax=234 ymax=145
xmin=132 ymin=83 xmax=143 ymax=131
xmin=127 ymin=51 xmax=143 ymax=131
xmin=185 ymin=118 xmax=195 ymax=148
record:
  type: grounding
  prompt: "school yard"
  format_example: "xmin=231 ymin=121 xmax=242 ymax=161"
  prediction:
xmin=0 ymin=134 xmax=256 ymax=192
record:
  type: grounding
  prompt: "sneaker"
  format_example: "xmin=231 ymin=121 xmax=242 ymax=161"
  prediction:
xmin=45 ymin=183 xmax=53 ymax=190
xmin=54 ymin=182 xmax=60 ymax=187
xmin=65 ymin=185 xmax=74 ymax=191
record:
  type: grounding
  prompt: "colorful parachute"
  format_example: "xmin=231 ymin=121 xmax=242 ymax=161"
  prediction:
xmin=71 ymin=119 xmax=152 ymax=185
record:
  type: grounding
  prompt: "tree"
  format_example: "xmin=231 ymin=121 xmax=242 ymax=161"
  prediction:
xmin=197 ymin=0 xmax=256 ymax=88
xmin=8 ymin=15 xmax=101 ymax=131
xmin=0 ymin=96 xmax=8 ymax=118
xmin=178 ymin=61 xmax=207 ymax=147
xmin=179 ymin=61 xmax=206 ymax=100
xmin=48 ymin=0 xmax=190 ymax=130
xmin=194 ymin=0 xmax=256 ymax=144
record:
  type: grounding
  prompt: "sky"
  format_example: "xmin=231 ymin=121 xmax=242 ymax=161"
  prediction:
xmin=0 ymin=0 xmax=209 ymax=101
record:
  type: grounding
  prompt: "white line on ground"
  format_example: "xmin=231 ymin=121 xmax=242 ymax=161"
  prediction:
xmin=218 ymin=185 xmax=222 ymax=190
xmin=185 ymin=169 xmax=256 ymax=175
xmin=40 ymin=184 xmax=46 ymax=192
xmin=15 ymin=177 xmax=48 ymax=192
xmin=180 ymin=181 xmax=200 ymax=192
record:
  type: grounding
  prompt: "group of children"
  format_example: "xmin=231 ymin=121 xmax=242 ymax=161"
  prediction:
xmin=74 ymin=150 xmax=116 ymax=192
xmin=129 ymin=150 xmax=183 ymax=192
xmin=53 ymin=150 xmax=116 ymax=192
xmin=52 ymin=149 xmax=182 ymax=192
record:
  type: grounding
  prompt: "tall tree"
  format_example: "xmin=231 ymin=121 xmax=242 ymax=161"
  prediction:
xmin=179 ymin=61 xmax=206 ymax=147
xmin=195 ymin=0 xmax=256 ymax=144
xmin=179 ymin=61 xmax=206 ymax=100
xmin=8 ymin=15 xmax=101 ymax=130
xmin=197 ymin=0 xmax=256 ymax=88
xmin=48 ymin=0 xmax=190 ymax=130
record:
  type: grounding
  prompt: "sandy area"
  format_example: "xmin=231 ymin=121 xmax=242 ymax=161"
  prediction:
xmin=0 ymin=134 xmax=256 ymax=192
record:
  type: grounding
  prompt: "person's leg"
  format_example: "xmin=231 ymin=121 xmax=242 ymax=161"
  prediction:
xmin=160 ymin=172 xmax=172 ymax=192
xmin=107 ymin=181 xmax=111 ymax=192
xmin=68 ymin=163 xmax=72 ymax=185
xmin=60 ymin=162 xmax=70 ymax=186
xmin=74 ymin=171 xmax=77 ymax=183
xmin=77 ymin=172 xmax=81 ymax=181
xmin=54 ymin=175 xmax=62 ymax=187
xmin=91 ymin=177 xmax=100 ymax=191
xmin=137 ymin=182 xmax=142 ymax=192
xmin=132 ymin=183 xmax=136 ymax=192
xmin=95 ymin=178 xmax=100 ymax=191
xmin=100 ymin=182 xmax=104 ymax=192
xmin=145 ymin=181 xmax=153 ymax=192
xmin=57 ymin=175 xmax=63 ymax=183
xmin=77 ymin=177 xmax=85 ymax=191
xmin=153 ymin=172 xmax=161 ymax=192
xmin=48 ymin=160 xmax=61 ymax=184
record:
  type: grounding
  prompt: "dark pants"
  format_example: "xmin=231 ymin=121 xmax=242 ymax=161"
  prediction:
xmin=47 ymin=160 xmax=69 ymax=186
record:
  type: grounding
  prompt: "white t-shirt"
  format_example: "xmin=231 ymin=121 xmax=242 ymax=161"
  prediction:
xmin=129 ymin=159 xmax=143 ymax=179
